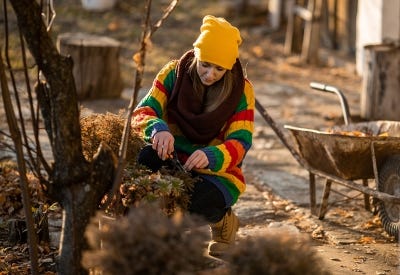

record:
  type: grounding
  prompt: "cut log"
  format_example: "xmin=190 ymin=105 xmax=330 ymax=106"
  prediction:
xmin=57 ymin=32 xmax=123 ymax=100
xmin=361 ymin=44 xmax=400 ymax=120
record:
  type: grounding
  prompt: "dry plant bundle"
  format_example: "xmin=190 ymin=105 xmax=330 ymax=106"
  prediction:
xmin=227 ymin=231 xmax=331 ymax=275
xmin=83 ymin=204 xmax=208 ymax=275
xmin=80 ymin=112 xmax=144 ymax=163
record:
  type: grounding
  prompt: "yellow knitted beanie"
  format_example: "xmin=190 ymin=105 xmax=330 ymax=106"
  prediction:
xmin=193 ymin=15 xmax=242 ymax=70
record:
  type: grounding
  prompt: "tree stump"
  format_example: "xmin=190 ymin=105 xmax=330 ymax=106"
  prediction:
xmin=361 ymin=44 xmax=400 ymax=120
xmin=57 ymin=32 xmax=123 ymax=100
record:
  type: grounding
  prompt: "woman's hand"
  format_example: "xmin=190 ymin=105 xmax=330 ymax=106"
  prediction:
xmin=152 ymin=131 xmax=174 ymax=160
xmin=184 ymin=150 xmax=209 ymax=171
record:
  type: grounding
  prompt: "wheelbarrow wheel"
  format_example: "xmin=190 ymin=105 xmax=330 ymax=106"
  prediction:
xmin=377 ymin=155 xmax=400 ymax=240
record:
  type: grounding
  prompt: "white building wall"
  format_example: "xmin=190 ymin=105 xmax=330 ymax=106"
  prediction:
xmin=356 ymin=0 xmax=400 ymax=75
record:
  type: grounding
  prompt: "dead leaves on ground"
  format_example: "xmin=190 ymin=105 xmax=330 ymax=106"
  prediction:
xmin=0 ymin=162 xmax=47 ymax=219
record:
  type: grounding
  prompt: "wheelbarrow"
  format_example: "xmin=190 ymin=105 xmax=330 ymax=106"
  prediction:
xmin=255 ymin=82 xmax=400 ymax=239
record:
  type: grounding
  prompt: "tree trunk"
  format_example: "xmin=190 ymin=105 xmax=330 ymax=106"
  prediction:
xmin=57 ymin=32 xmax=123 ymax=100
xmin=57 ymin=188 xmax=90 ymax=275
xmin=57 ymin=144 xmax=115 ymax=275
xmin=10 ymin=1 xmax=117 ymax=274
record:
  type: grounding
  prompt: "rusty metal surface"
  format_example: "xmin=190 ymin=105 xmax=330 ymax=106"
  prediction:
xmin=284 ymin=121 xmax=400 ymax=180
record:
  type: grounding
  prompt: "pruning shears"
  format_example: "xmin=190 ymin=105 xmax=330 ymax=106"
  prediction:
xmin=168 ymin=151 xmax=187 ymax=173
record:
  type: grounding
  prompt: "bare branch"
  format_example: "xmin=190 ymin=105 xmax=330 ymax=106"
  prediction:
xmin=3 ymin=0 xmax=36 ymax=170
xmin=19 ymin=30 xmax=52 ymax=176
xmin=0 ymin=49 xmax=40 ymax=275
xmin=150 ymin=0 xmax=179 ymax=36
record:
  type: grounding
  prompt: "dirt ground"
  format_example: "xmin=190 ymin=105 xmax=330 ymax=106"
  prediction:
xmin=1 ymin=0 xmax=400 ymax=274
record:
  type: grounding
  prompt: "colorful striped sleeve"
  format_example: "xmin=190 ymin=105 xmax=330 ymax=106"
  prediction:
xmin=202 ymin=79 xmax=255 ymax=172
xmin=131 ymin=61 xmax=177 ymax=142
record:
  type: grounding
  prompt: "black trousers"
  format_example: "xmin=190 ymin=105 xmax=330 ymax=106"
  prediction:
xmin=137 ymin=145 xmax=227 ymax=223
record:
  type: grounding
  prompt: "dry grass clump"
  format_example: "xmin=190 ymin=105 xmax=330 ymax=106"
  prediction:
xmin=226 ymin=232 xmax=331 ymax=275
xmin=80 ymin=112 xmax=144 ymax=164
xmin=83 ymin=203 xmax=209 ymax=275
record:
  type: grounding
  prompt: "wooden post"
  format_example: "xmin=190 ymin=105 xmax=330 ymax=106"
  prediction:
xmin=57 ymin=32 xmax=123 ymax=100
xmin=321 ymin=0 xmax=357 ymax=54
xmin=268 ymin=0 xmax=283 ymax=31
xmin=361 ymin=44 xmax=400 ymax=120
xmin=284 ymin=0 xmax=322 ymax=64
xmin=301 ymin=0 xmax=323 ymax=64
xmin=336 ymin=0 xmax=357 ymax=54
xmin=284 ymin=0 xmax=305 ymax=55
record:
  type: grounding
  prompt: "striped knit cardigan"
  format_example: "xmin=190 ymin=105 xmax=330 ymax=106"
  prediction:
xmin=131 ymin=59 xmax=255 ymax=207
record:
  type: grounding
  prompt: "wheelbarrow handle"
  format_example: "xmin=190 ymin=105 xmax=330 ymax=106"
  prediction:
xmin=310 ymin=82 xmax=337 ymax=93
xmin=309 ymin=82 xmax=351 ymax=125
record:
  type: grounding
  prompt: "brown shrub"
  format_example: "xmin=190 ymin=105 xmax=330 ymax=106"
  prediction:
xmin=226 ymin=231 xmax=331 ymax=275
xmin=83 ymin=203 xmax=209 ymax=275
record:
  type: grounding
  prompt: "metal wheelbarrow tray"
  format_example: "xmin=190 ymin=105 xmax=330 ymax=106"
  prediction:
xmin=256 ymin=83 xmax=400 ymax=240
xmin=285 ymin=121 xmax=400 ymax=180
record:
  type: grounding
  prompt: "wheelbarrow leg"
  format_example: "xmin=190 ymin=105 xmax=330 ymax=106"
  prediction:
xmin=362 ymin=179 xmax=371 ymax=211
xmin=319 ymin=179 xmax=332 ymax=219
xmin=309 ymin=172 xmax=317 ymax=215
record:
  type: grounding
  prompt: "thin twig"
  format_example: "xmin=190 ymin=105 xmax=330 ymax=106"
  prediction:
xmin=150 ymin=0 xmax=179 ymax=35
xmin=3 ymin=0 xmax=42 ymax=176
xmin=19 ymin=31 xmax=51 ymax=177
xmin=0 ymin=47 xmax=40 ymax=275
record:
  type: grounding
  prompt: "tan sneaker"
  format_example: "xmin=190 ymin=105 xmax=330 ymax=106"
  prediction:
xmin=208 ymin=208 xmax=239 ymax=257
